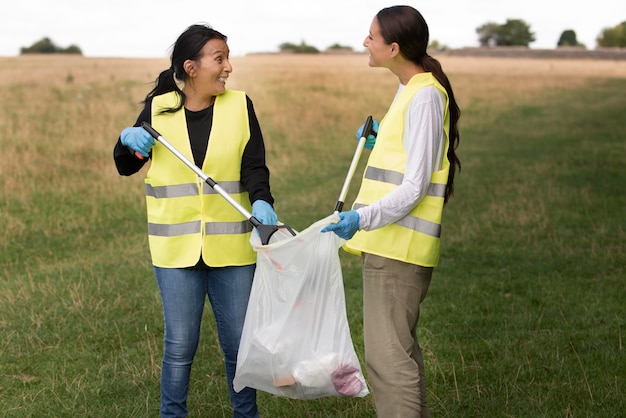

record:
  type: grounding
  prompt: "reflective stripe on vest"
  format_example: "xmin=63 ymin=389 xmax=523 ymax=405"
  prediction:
xmin=363 ymin=167 xmax=447 ymax=199
xmin=353 ymin=202 xmax=442 ymax=238
xmin=145 ymin=181 xmax=243 ymax=198
xmin=148 ymin=220 xmax=201 ymax=236
xmin=146 ymin=183 xmax=198 ymax=198
xmin=205 ymin=221 xmax=253 ymax=235
xmin=147 ymin=220 xmax=252 ymax=237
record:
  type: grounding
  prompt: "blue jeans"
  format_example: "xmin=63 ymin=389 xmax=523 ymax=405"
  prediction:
xmin=155 ymin=265 xmax=258 ymax=418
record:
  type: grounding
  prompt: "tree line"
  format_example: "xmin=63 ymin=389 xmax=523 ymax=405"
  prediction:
xmin=281 ymin=19 xmax=626 ymax=53
xmin=20 ymin=37 xmax=82 ymax=55
xmin=20 ymin=20 xmax=626 ymax=55
xmin=476 ymin=19 xmax=626 ymax=48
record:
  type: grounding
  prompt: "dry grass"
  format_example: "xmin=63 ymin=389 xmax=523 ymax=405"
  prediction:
xmin=0 ymin=55 xmax=168 ymax=86
xmin=2 ymin=52 xmax=623 ymax=209
xmin=1 ymin=53 xmax=623 ymax=202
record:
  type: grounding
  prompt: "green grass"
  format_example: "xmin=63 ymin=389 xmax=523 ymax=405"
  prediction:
xmin=426 ymin=79 xmax=626 ymax=417
xmin=1 ymin=73 xmax=625 ymax=417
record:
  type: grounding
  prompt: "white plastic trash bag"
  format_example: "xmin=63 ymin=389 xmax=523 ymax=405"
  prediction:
xmin=233 ymin=215 xmax=369 ymax=400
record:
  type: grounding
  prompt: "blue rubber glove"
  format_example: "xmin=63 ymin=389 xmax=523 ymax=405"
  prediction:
xmin=321 ymin=210 xmax=360 ymax=240
xmin=120 ymin=127 xmax=155 ymax=158
xmin=355 ymin=120 xmax=379 ymax=150
xmin=252 ymin=200 xmax=277 ymax=225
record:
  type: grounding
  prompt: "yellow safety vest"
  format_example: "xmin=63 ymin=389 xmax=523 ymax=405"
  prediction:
xmin=145 ymin=90 xmax=256 ymax=268
xmin=345 ymin=73 xmax=450 ymax=267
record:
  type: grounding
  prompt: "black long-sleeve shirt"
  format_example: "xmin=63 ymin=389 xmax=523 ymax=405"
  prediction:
xmin=113 ymin=95 xmax=274 ymax=206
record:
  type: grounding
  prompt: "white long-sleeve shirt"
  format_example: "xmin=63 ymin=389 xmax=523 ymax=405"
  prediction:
xmin=357 ymin=84 xmax=445 ymax=231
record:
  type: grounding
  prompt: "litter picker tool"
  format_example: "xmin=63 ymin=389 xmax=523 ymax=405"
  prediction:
xmin=141 ymin=122 xmax=296 ymax=246
xmin=333 ymin=115 xmax=374 ymax=214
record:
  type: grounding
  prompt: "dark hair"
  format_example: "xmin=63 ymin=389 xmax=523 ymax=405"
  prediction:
xmin=144 ymin=23 xmax=228 ymax=113
xmin=377 ymin=6 xmax=461 ymax=203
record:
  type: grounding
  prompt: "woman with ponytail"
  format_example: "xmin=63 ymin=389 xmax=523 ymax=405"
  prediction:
xmin=114 ymin=24 xmax=275 ymax=418
xmin=323 ymin=6 xmax=461 ymax=417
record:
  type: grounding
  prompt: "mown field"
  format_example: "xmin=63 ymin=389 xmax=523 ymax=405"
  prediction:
xmin=0 ymin=53 xmax=625 ymax=417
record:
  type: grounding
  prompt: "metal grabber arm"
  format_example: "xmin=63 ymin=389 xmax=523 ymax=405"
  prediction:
xmin=334 ymin=115 xmax=374 ymax=214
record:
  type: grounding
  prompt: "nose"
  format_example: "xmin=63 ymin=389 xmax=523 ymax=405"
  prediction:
xmin=363 ymin=36 xmax=369 ymax=48
xmin=225 ymin=59 xmax=233 ymax=73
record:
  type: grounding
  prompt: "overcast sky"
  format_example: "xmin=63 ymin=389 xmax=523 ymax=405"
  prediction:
xmin=3 ymin=1 xmax=625 ymax=58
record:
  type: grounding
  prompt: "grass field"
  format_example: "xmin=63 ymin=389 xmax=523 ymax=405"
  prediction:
xmin=1 ymin=53 xmax=625 ymax=417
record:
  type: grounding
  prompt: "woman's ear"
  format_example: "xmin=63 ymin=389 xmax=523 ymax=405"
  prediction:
xmin=183 ymin=59 xmax=195 ymax=77
xmin=390 ymin=42 xmax=401 ymax=58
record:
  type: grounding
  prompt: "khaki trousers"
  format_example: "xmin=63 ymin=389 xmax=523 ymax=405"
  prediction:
xmin=362 ymin=253 xmax=433 ymax=418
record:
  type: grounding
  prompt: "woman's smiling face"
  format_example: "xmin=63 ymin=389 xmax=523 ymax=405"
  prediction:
xmin=187 ymin=38 xmax=232 ymax=97
xmin=363 ymin=17 xmax=392 ymax=68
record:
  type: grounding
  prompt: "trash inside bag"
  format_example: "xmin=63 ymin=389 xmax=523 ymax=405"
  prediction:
xmin=233 ymin=215 xmax=369 ymax=400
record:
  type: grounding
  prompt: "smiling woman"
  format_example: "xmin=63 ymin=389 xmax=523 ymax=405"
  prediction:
xmin=111 ymin=23 xmax=276 ymax=418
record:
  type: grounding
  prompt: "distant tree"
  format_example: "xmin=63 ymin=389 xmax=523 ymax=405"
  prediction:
xmin=278 ymin=40 xmax=319 ymax=54
xmin=279 ymin=42 xmax=297 ymax=51
xmin=21 ymin=37 xmax=57 ymax=54
xmin=597 ymin=21 xmax=626 ymax=47
xmin=476 ymin=19 xmax=535 ymax=47
xmin=428 ymin=40 xmax=448 ymax=52
xmin=20 ymin=37 xmax=83 ymax=55
xmin=63 ymin=44 xmax=83 ymax=54
xmin=327 ymin=43 xmax=353 ymax=51
xmin=497 ymin=19 xmax=535 ymax=46
xmin=557 ymin=30 xmax=580 ymax=47
xmin=476 ymin=22 xmax=500 ymax=47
